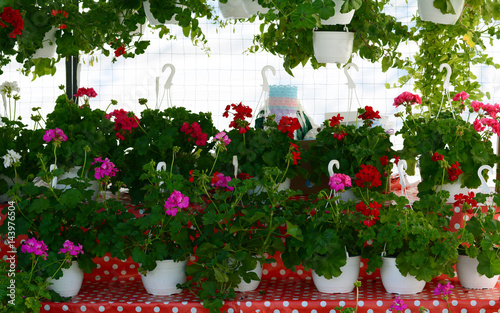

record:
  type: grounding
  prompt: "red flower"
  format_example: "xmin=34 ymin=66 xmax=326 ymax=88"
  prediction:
xmin=393 ymin=155 xmax=400 ymax=165
xmin=115 ymin=46 xmax=126 ymax=57
xmin=333 ymin=131 xmax=348 ymax=141
xmin=180 ymin=122 xmax=207 ymax=146
xmin=358 ymin=106 xmax=381 ymax=121
xmin=432 ymin=152 xmax=444 ymax=162
xmin=354 ymin=164 xmax=382 ymax=189
xmin=0 ymin=7 xmax=24 ymax=38
xmin=289 ymin=142 xmax=300 ymax=165
xmin=329 ymin=113 xmax=344 ymax=126
xmin=454 ymin=192 xmax=477 ymax=214
xmin=356 ymin=201 xmax=380 ymax=227
xmin=105 ymin=109 xmax=140 ymax=140
xmin=278 ymin=116 xmax=301 ymax=139
xmin=237 ymin=173 xmax=253 ymax=180
xmin=224 ymin=102 xmax=252 ymax=133
xmin=380 ymin=155 xmax=389 ymax=167
xmin=188 ymin=170 xmax=194 ymax=182
xmin=448 ymin=161 xmax=463 ymax=182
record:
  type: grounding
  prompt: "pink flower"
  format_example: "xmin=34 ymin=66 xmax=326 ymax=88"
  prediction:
xmin=328 ymin=173 xmax=352 ymax=192
xmin=91 ymin=157 xmax=119 ymax=180
xmin=211 ymin=172 xmax=234 ymax=191
xmin=393 ymin=91 xmax=421 ymax=107
xmin=43 ymin=128 xmax=68 ymax=143
xmin=21 ymin=238 xmax=48 ymax=260
xmin=389 ymin=296 xmax=407 ymax=311
xmin=452 ymin=91 xmax=469 ymax=102
xmin=214 ymin=131 xmax=231 ymax=146
xmin=59 ymin=240 xmax=84 ymax=256
xmin=434 ymin=282 xmax=454 ymax=296
xmin=164 ymin=190 xmax=189 ymax=217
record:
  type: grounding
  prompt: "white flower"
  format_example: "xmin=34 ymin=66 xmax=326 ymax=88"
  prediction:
xmin=0 ymin=81 xmax=20 ymax=96
xmin=2 ymin=149 xmax=21 ymax=168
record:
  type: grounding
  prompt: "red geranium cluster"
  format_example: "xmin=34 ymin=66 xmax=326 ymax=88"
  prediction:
xmin=393 ymin=91 xmax=422 ymax=108
xmin=180 ymin=122 xmax=207 ymax=146
xmin=329 ymin=113 xmax=344 ymax=126
xmin=289 ymin=142 xmax=300 ymax=165
xmin=0 ymin=7 xmax=24 ymax=38
xmin=223 ymin=102 xmax=252 ymax=134
xmin=448 ymin=161 xmax=462 ymax=181
xmin=380 ymin=155 xmax=389 ymax=167
xmin=432 ymin=152 xmax=444 ymax=162
xmin=356 ymin=201 xmax=381 ymax=227
xmin=115 ymin=46 xmax=126 ymax=57
xmin=51 ymin=9 xmax=68 ymax=29
xmin=454 ymin=192 xmax=477 ymax=214
xmin=358 ymin=106 xmax=381 ymax=127
xmin=333 ymin=131 xmax=348 ymax=141
xmin=277 ymin=116 xmax=301 ymax=139
xmin=105 ymin=109 xmax=140 ymax=140
xmin=354 ymin=164 xmax=382 ymax=189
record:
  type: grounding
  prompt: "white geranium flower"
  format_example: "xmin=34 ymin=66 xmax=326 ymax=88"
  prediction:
xmin=2 ymin=149 xmax=21 ymax=168
xmin=0 ymin=81 xmax=20 ymax=96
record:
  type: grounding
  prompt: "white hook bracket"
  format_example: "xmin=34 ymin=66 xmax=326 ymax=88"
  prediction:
xmin=233 ymin=155 xmax=239 ymax=179
xmin=155 ymin=63 xmax=176 ymax=110
xmin=477 ymin=164 xmax=494 ymax=194
xmin=344 ymin=63 xmax=358 ymax=90
xmin=328 ymin=159 xmax=340 ymax=177
xmin=261 ymin=65 xmax=276 ymax=92
xmin=439 ymin=63 xmax=452 ymax=92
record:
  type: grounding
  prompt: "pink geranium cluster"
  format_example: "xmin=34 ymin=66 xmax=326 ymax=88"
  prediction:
xmin=181 ymin=122 xmax=208 ymax=146
xmin=60 ymin=240 xmax=84 ymax=256
xmin=21 ymin=238 xmax=49 ymax=259
xmin=105 ymin=109 xmax=141 ymax=140
xmin=91 ymin=157 xmax=119 ymax=180
xmin=214 ymin=131 xmax=231 ymax=146
xmin=469 ymin=98 xmax=500 ymax=140
xmin=389 ymin=296 xmax=407 ymax=312
xmin=43 ymin=128 xmax=68 ymax=143
xmin=393 ymin=91 xmax=422 ymax=107
xmin=211 ymin=172 xmax=233 ymax=191
xmin=164 ymin=190 xmax=190 ymax=216
xmin=328 ymin=173 xmax=351 ymax=192
xmin=74 ymin=87 xmax=97 ymax=98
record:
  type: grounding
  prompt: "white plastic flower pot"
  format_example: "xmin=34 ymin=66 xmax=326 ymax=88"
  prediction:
xmin=418 ymin=0 xmax=465 ymax=25
xmin=140 ymin=260 xmax=187 ymax=295
xmin=320 ymin=0 xmax=355 ymax=25
xmin=380 ymin=257 xmax=426 ymax=294
xmin=235 ymin=260 xmax=263 ymax=292
xmin=219 ymin=0 xmax=251 ymax=19
xmin=313 ymin=31 xmax=354 ymax=64
xmin=434 ymin=177 xmax=469 ymax=203
xmin=46 ymin=261 xmax=84 ymax=297
xmin=312 ymin=256 xmax=361 ymax=293
xmin=241 ymin=0 xmax=269 ymax=15
xmin=143 ymin=0 xmax=179 ymax=25
xmin=457 ymin=255 xmax=499 ymax=289
xmin=33 ymin=27 xmax=58 ymax=59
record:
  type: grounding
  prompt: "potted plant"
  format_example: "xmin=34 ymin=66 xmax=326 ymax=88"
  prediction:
xmin=418 ymin=0 xmax=465 ymax=25
xmin=394 ymin=90 xmax=499 ymax=200
xmin=456 ymin=188 xmax=500 ymax=289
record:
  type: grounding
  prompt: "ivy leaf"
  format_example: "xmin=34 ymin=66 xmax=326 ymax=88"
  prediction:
xmin=312 ymin=0 xmax=336 ymax=20
xmin=290 ymin=3 xmax=318 ymax=29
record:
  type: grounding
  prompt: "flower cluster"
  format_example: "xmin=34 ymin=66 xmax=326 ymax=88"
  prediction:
xmin=454 ymin=192 xmax=477 ymax=213
xmin=91 ymin=157 xmax=119 ymax=180
xmin=289 ymin=142 xmax=300 ymax=165
xmin=447 ymin=161 xmax=462 ymax=182
xmin=180 ymin=122 xmax=208 ymax=146
xmin=214 ymin=131 xmax=231 ymax=146
xmin=432 ymin=152 xmax=444 ymax=162
xmin=470 ymin=98 xmax=500 ymax=141
xmin=434 ymin=281 xmax=454 ymax=297
xmin=380 ymin=155 xmax=389 ymax=167
xmin=60 ymin=240 xmax=84 ymax=256
xmin=0 ymin=7 xmax=24 ymax=38
xmin=105 ymin=109 xmax=140 ymax=140
xmin=21 ymin=238 xmax=48 ymax=260
xmin=74 ymin=87 xmax=97 ymax=107
xmin=0 ymin=81 xmax=20 ymax=96
xmin=43 ymin=128 xmax=68 ymax=144
xmin=358 ymin=106 xmax=381 ymax=126
xmin=2 ymin=149 xmax=21 ymax=168
xmin=211 ymin=172 xmax=233 ymax=191
xmin=354 ymin=164 xmax=382 ymax=189
xmin=389 ymin=296 xmax=407 ymax=312
xmin=333 ymin=130 xmax=348 ymax=141
xmin=51 ymin=9 xmax=68 ymax=29
xmin=328 ymin=173 xmax=351 ymax=192
xmin=164 ymin=190 xmax=189 ymax=216
xmin=277 ymin=116 xmax=301 ymax=139
xmin=393 ymin=91 xmax=422 ymax=108
xmin=329 ymin=113 xmax=344 ymax=126
xmin=115 ymin=46 xmax=126 ymax=57
xmin=355 ymin=201 xmax=381 ymax=227
xmin=223 ymin=102 xmax=252 ymax=133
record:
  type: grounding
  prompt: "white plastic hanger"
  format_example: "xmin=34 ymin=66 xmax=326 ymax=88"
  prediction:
xmin=155 ymin=63 xmax=175 ymax=110
xmin=343 ymin=62 xmax=361 ymax=125
xmin=251 ymin=65 xmax=275 ymax=126
xmin=436 ymin=63 xmax=454 ymax=119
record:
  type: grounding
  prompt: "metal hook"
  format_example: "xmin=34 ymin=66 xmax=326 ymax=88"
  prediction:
xmin=261 ymin=65 xmax=276 ymax=92
xmin=439 ymin=63 xmax=452 ymax=92
xmin=477 ymin=165 xmax=494 ymax=194
xmin=328 ymin=159 xmax=340 ymax=177
xmin=344 ymin=63 xmax=358 ymax=90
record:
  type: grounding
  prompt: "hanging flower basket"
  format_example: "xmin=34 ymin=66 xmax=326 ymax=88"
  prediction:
xmin=418 ymin=0 xmax=465 ymax=25
xmin=313 ymin=30 xmax=354 ymax=64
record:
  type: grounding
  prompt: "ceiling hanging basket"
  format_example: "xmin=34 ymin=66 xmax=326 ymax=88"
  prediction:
xmin=219 ymin=0 xmax=251 ymax=19
xmin=313 ymin=27 xmax=354 ymax=64
xmin=418 ymin=0 xmax=465 ymax=25
xmin=320 ymin=0 xmax=355 ymax=25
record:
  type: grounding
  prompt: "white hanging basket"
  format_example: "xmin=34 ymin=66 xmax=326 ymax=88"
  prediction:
xmin=418 ymin=0 xmax=465 ymax=25
xmin=434 ymin=176 xmax=469 ymax=203
xmin=457 ymin=255 xmax=499 ymax=289
xmin=235 ymin=260 xmax=263 ymax=292
xmin=52 ymin=165 xmax=100 ymax=200
xmin=143 ymin=0 xmax=179 ymax=25
xmin=313 ymin=30 xmax=354 ymax=64
xmin=219 ymin=0 xmax=251 ymax=19
xmin=140 ymin=260 xmax=187 ymax=295
xmin=241 ymin=0 xmax=269 ymax=15
xmin=321 ymin=0 xmax=355 ymax=25
xmin=312 ymin=256 xmax=361 ymax=293
xmin=46 ymin=261 xmax=84 ymax=297
xmin=380 ymin=257 xmax=426 ymax=294
xmin=33 ymin=27 xmax=58 ymax=59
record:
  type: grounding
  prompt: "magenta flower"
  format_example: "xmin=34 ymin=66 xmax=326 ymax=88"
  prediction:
xmin=164 ymin=190 xmax=189 ymax=216
xmin=393 ymin=91 xmax=422 ymax=107
xmin=211 ymin=172 xmax=234 ymax=191
xmin=43 ymin=128 xmax=68 ymax=143
xmin=91 ymin=157 xmax=119 ymax=180
xmin=389 ymin=296 xmax=407 ymax=312
xmin=434 ymin=282 xmax=454 ymax=296
xmin=59 ymin=240 xmax=84 ymax=256
xmin=452 ymin=91 xmax=469 ymax=102
xmin=21 ymin=238 xmax=48 ymax=260
xmin=214 ymin=131 xmax=231 ymax=146
xmin=74 ymin=87 xmax=98 ymax=98
xmin=328 ymin=173 xmax=352 ymax=192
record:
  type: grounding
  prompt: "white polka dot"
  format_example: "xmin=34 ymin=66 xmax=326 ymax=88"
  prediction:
xmin=190 ymin=308 xmax=197 ymax=313
xmin=112 ymin=264 xmax=118 ymax=269
xmin=490 ymin=300 xmax=496 ymax=306
xmin=283 ymin=301 xmax=289 ymax=307
xmin=227 ymin=309 xmax=233 ymax=313
xmin=62 ymin=305 xmax=69 ymax=311
xmin=480 ymin=309 xmax=486 ymax=313
xmin=96 ymin=264 xmax=101 ymax=269
xmin=130 ymin=264 xmax=136 ymax=269
xmin=471 ymin=300 xmax=477 ymax=306
xmin=443 ymin=310 xmax=449 ymax=313
xmin=367 ymin=310 xmax=374 ymax=313
xmin=302 ymin=301 xmax=308 ymax=307
xmin=297 ymin=269 xmax=303 ymax=275
xmin=339 ymin=301 xmax=345 ymax=307
xmin=414 ymin=300 xmax=421 ymax=306
xmin=117 ymin=307 xmax=123 ymax=312
xmin=271 ymin=262 xmax=277 ymax=267
xmin=311 ymin=310 xmax=317 ymax=313
xmin=452 ymin=300 xmax=458 ymax=306
xmin=359 ymin=261 xmax=364 ymax=268
xmin=44 ymin=305 xmax=50 ymax=311
xmin=433 ymin=300 xmax=440 ymax=306
xmin=103 ymin=256 xmax=110 ymax=262
xmin=121 ymin=270 xmax=127 ymax=275
xmin=246 ymin=302 xmax=252 ymax=307
xmin=172 ymin=307 xmax=178 ymax=313
xmin=454 ymin=207 xmax=461 ymax=213
xmin=95 ymin=275 xmax=101 ymax=281
xmin=129 ymin=277 xmax=135 ymax=281
xmin=104 ymin=271 xmax=110 ymax=275
xmin=279 ymin=269 xmax=286 ymax=275
xmin=135 ymin=307 xmax=141 ymax=312
xmin=358 ymin=301 xmax=364 ymax=307
xmin=461 ymin=309 xmax=467 ymax=313
xmin=292 ymin=310 xmax=299 ymax=313
xmin=99 ymin=306 xmax=105 ymax=312
xmin=274 ymin=310 xmax=280 ymax=313
xmin=154 ymin=308 xmax=160 ymax=313
xmin=265 ymin=301 xmax=271 ymax=307
xmin=263 ymin=269 xmax=269 ymax=275
xmin=377 ymin=300 xmax=383 ymax=307
xmin=454 ymin=223 xmax=461 ymax=230
xmin=81 ymin=306 xmax=87 ymax=312
xmin=320 ymin=301 xmax=327 ymax=307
